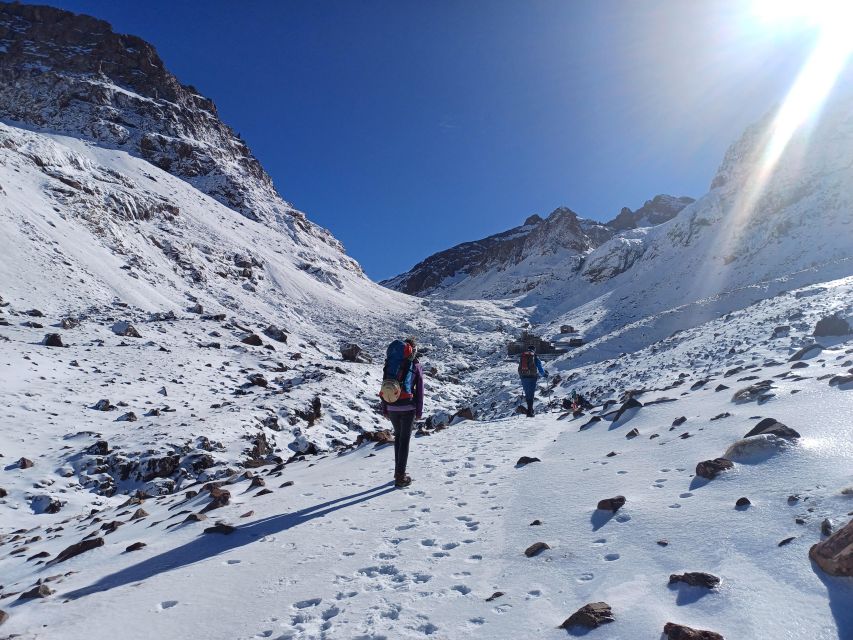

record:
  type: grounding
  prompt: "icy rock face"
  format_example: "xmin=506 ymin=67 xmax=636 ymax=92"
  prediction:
xmin=383 ymin=196 xmax=693 ymax=297
xmin=0 ymin=3 xmax=351 ymax=261
xmin=605 ymin=194 xmax=695 ymax=231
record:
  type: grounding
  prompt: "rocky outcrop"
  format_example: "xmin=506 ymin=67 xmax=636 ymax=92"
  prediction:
xmin=606 ymin=195 xmax=695 ymax=231
xmin=383 ymin=195 xmax=692 ymax=296
xmin=0 ymin=2 xmax=353 ymax=261
xmin=560 ymin=601 xmax=614 ymax=629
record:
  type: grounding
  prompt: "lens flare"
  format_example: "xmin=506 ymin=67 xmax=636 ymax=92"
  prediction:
xmin=698 ymin=1 xmax=853 ymax=294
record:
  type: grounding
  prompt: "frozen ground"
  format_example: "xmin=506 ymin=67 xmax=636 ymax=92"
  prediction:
xmin=1 ymin=275 xmax=851 ymax=639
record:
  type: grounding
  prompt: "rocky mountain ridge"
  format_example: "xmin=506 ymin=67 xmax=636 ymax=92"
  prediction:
xmin=0 ymin=1 xmax=352 ymax=262
xmin=383 ymin=195 xmax=694 ymax=297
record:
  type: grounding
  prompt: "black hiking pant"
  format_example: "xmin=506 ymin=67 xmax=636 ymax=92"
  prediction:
xmin=389 ymin=410 xmax=415 ymax=477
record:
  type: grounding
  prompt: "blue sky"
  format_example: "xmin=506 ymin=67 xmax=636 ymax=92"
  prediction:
xmin=42 ymin=1 xmax=819 ymax=279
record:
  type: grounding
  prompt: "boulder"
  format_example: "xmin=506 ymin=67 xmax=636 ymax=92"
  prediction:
xmin=53 ymin=536 xmax=104 ymax=563
xmin=516 ymin=456 xmax=541 ymax=467
xmin=597 ymin=496 xmax=626 ymax=512
xmin=126 ymin=542 xmax=147 ymax=552
xmin=743 ymin=418 xmax=800 ymax=440
xmin=809 ymin=517 xmax=853 ymax=576
xmin=241 ymin=333 xmax=263 ymax=346
xmin=263 ymin=325 xmax=288 ymax=343
xmin=789 ymin=343 xmax=824 ymax=361
xmin=341 ymin=343 xmax=371 ymax=363
xmin=18 ymin=584 xmax=54 ymax=600
xmin=663 ymin=622 xmax=724 ymax=640
xmin=42 ymin=333 xmax=64 ymax=347
xmin=610 ymin=397 xmax=643 ymax=425
xmin=813 ymin=315 xmax=851 ymax=337
xmin=560 ymin=602 xmax=614 ymax=630
xmin=731 ymin=380 xmax=774 ymax=403
xmin=669 ymin=572 xmax=720 ymax=588
xmin=725 ymin=435 xmax=790 ymax=461
xmin=247 ymin=373 xmax=268 ymax=387
xmin=93 ymin=399 xmax=112 ymax=411
xmin=695 ymin=458 xmax=733 ymax=479
xmin=111 ymin=321 xmax=141 ymax=338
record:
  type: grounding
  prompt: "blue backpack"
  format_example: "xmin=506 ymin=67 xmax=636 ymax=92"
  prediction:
xmin=380 ymin=340 xmax=415 ymax=402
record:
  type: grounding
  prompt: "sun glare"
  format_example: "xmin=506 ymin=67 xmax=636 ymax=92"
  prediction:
xmin=704 ymin=0 xmax=853 ymax=288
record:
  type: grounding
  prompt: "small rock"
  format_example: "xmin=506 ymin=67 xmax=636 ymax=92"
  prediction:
xmin=778 ymin=536 xmax=796 ymax=546
xmin=813 ymin=315 xmax=851 ymax=337
xmin=341 ymin=343 xmax=371 ymax=363
xmin=93 ymin=399 xmax=112 ymax=411
xmin=204 ymin=523 xmax=236 ymax=535
xmin=524 ymin=541 xmax=550 ymax=557
xmin=18 ymin=584 xmax=54 ymax=600
xmin=255 ymin=488 xmax=273 ymax=497
xmin=625 ymin=428 xmax=639 ymax=439
xmin=117 ymin=411 xmax=137 ymax=422
xmin=669 ymin=572 xmax=720 ymax=588
xmin=184 ymin=513 xmax=208 ymax=522
xmin=247 ymin=373 xmax=268 ymax=387
xmin=735 ymin=497 xmax=751 ymax=508
xmin=240 ymin=510 xmax=255 ymax=518
xmin=42 ymin=333 xmax=64 ymax=347
xmin=129 ymin=508 xmax=149 ymax=521
xmin=672 ymin=416 xmax=687 ymax=426
xmin=111 ymin=321 xmax=141 ymax=338
xmin=485 ymin=591 xmax=505 ymax=602
xmin=605 ymin=451 xmax=618 ymax=457
xmin=0 ymin=609 xmax=8 ymax=626
xmin=263 ymin=325 xmax=289 ymax=343
xmin=516 ymin=456 xmax=541 ymax=466
xmin=821 ymin=518 xmax=833 ymax=537
xmin=241 ymin=333 xmax=263 ymax=346
xmin=597 ymin=496 xmax=626 ymax=512
xmin=249 ymin=476 xmax=266 ymax=489
xmin=663 ymin=622 xmax=724 ymax=640
xmin=126 ymin=542 xmax=147 ymax=552
xmin=789 ymin=343 xmax=823 ymax=362
xmin=18 ymin=457 xmax=35 ymax=469
xmin=529 ymin=519 xmax=542 ymax=526
xmin=657 ymin=539 xmax=669 ymax=547
xmin=560 ymin=602 xmax=614 ymax=630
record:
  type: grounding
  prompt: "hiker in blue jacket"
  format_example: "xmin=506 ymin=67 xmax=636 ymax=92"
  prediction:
xmin=380 ymin=337 xmax=424 ymax=488
xmin=518 ymin=346 xmax=547 ymax=417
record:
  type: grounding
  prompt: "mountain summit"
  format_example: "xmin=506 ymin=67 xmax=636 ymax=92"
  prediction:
xmin=382 ymin=195 xmax=694 ymax=298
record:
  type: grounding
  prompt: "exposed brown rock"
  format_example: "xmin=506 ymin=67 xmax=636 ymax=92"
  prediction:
xmin=524 ymin=541 xmax=550 ymax=557
xmin=18 ymin=457 xmax=34 ymax=469
xmin=53 ymin=537 xmax=104 ymax=563
xmin=126 ymin=542 xmax=146 ymax=552
xmin=560 ymin=601 xmax=614 ymax=629
xmin=695 ymin=458 xmax=733 ymax=480
xmin=663 ymin=622 xmax=724 ymax=639
xmin=18 ymin=584 xmax=54 ymax=600
xmin=669 ymin=572 xmax=720 ymax=588
xmin=809 ymin=518 xmax=853 ymax=576
xmin=597 ymin=496 xmax=626 ymax=512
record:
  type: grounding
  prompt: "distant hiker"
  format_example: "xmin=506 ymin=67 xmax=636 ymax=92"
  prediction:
xmin=518 ymin=346 xmax=547 ymax=417
xmin=379 ymin=337 xmax=424 ymax=488
xmin=569 ymin=389 xmax=591 ymax=415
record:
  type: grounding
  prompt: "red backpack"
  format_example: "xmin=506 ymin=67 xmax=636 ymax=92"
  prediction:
xmin=518 ymin=351 xmax=537 ymax=377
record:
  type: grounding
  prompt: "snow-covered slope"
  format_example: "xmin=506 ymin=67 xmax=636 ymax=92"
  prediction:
xmin=1 ymin=273 xmax=850 ymax=640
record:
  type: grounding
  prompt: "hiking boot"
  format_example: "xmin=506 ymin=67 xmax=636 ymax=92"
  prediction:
xmin=527 ymin=409 xmax=535 ymax=418
xmin=394 ymin=474 xmax=413 ymax=488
